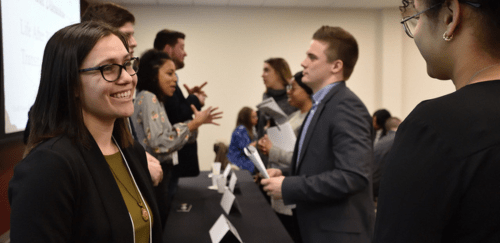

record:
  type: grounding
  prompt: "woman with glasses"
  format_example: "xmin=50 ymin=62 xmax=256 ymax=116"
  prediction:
xmin=257 ymin=71 xmax=312 ymax=243
xmin=374 ymin=0 xmax=500 ymax=242
xmin=131 ymin=49 xmax=221 ymax=226
xmin=9 ymin=22 xmax=162 ymax=242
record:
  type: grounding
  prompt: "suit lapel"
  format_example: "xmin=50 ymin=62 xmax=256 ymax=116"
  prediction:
xmin=78 ymin=137 xmax=134 ymax=243
xmin=295 ymin=82 xmax=345 ymax=173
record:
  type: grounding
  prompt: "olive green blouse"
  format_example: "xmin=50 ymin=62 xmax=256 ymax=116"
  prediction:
xmin=105 ymin=152 xmax=151 ymax=243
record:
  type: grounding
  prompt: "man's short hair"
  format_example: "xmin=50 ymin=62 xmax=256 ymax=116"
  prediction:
xmin=154 ymin=29 xmax=186 ymax=51
xmin=312 ymin=26 xmax=359 ymax=80
xmin=81 ymin=3 xmax=135 ymax=28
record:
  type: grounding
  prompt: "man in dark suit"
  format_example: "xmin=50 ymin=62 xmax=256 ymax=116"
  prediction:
xmin=261 ymin=26 xmax=374 ymax=243
xmin=153 ymin=29 xmax=206 ymax=179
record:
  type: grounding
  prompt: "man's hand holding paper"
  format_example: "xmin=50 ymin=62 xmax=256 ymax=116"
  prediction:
xmin=261 ymin=168 xmax=284 ymax=200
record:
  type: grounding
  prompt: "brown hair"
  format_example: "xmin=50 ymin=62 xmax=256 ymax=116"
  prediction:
xmin=264 ymin=58 xmax=292 ymax=87
xmin=236 ymin=107 xmax=255 ymax=140
xmin=312 ymin=26 xmax=359 ymax=80
xmin=81 ymin=3 xmax=135 ymax=28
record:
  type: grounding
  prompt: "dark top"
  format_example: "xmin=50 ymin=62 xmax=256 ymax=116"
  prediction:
xmin=9 ymin=135 xmax=162 ymax=243
xmin=372 ymin=130 xmax=396 ymax=198
xmin=374 ymin=80 xmax=500 ymax=243
xmin=162 ymin=79 xmax=202 ymax=177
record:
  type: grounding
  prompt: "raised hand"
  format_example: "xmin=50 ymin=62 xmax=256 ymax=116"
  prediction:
xmin=188 ymin=105 xmax=223 ymax=131
xmin=184 ymin=81 xmax=207 ymax=96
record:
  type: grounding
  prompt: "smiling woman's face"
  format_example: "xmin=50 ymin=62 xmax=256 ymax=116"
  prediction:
xmin=79 ymin=34 xmax=137 ymax=123
xmin=158 ymin=59 xmax=177 ymax=97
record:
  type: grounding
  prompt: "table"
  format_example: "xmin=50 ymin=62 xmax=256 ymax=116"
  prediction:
xmin=163 ymin=170 xmax=294 ymax=243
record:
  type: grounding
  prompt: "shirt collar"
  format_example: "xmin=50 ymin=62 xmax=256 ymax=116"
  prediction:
xmin=312 ymin=83 xmax=338 ymax=106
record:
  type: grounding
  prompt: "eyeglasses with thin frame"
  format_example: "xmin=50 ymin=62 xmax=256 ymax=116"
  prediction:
xmin=79 ymin=57 xmax=140 ymax=82
xmin=400 ymin=1 xmax=481 ymax=38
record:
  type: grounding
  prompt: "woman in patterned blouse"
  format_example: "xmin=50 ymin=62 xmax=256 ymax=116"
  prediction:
xmin=131 ymin=49 xmax=221 ymax=226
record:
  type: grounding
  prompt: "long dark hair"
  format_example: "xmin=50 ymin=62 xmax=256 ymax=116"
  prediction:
xmin=25 ymin=21 xmax=132 ymax=155
xmin=136 ymin=49 xmax=173 ymax=100
xmin=373 ymin=109 xmax=392 ymax=137
xmin=236 ymin=107 xmax=255 ymax=140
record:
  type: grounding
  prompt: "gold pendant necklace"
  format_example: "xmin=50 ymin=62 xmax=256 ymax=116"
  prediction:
xmin=109 ymin=165 xmax=149 ymax=222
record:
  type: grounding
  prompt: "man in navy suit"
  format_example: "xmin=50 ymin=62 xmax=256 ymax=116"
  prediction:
xmin=261 ymin=26 xmax=374 ymax=243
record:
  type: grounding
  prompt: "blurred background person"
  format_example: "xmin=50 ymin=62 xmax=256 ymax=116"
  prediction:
xmin=374 ymin=0 xmax=500 ymax=242
xmin=259 ymin=71 xmax=313 ymax=171
xmin=132 ymin=49 xmax=221 ymax=227
xmin=257 ymin=58 xmax=298 ymax=139
xmin=9 ymin=22 xmax=162 ymax=242
xmin=372 ymin=117 xmax=400 ymax=202
xmin=227 ymin=107 xmax=258 ymax=173
xmin=258 ymin=71 xmax=312 ymax=243
xmin=154 ymin=29 xmax=208 ymax=180
xmin=372 ymin=109 xmax=391 ymax=145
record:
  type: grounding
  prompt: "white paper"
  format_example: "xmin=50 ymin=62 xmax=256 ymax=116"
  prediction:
xmin=216 ymin=175 xmax=226 ymax=194
xmin=209 ymin=215 xmax=230 ymax=243
xmin=229 ymin=172 xmax=237 ymax=192
xmin=257 ymin=98 xmax=288 ymax=125
xmin=209 ymin=214 xmax=243 ymax=243
xmin=243 ymin=146 xmax=269 ymax=179
xmin=266 ymin=122 xmax=296 ymax=152
xmin=172 ymin=151 xmax=179 ymax=165
xmin=213 ymin=162 xmax=221 ymax=175
xmin=222 ymin=164 xmax=231 ymax=179
xmin=220 ymin=189 xmax=236 ymax=214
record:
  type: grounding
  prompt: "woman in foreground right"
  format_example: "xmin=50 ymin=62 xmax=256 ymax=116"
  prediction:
xmin=374 ymin=0 xmax=500 ymax=242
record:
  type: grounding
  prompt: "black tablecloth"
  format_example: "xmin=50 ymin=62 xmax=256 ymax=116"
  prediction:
xmin=163 ymin=170 xmax=294 ymax=243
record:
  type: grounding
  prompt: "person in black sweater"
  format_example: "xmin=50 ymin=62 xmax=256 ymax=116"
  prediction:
xmin=374 ymin=0 xmax=500 ymax=242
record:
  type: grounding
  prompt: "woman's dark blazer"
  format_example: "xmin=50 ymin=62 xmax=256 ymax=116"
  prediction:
xmin=9 ymin=135 xmax=162 ymax=243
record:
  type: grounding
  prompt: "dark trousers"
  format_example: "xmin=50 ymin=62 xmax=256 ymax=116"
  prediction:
xmin=154 ymin=162 xmax=173 ymax=229
xmin=277 ymin=212 xmax=302 ymax=243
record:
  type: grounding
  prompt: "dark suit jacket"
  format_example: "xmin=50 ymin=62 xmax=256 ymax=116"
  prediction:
xmin=282 ymin=81 xmax=375 ymax=243
xmin=9 ymin=135 xmax=162 ymax=243
xmin=163 ymin=81 xmax=202 ymax=177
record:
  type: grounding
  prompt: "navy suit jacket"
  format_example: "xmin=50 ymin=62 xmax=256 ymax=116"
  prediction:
xmin=282 ymin=81 xmax=375 ymax=243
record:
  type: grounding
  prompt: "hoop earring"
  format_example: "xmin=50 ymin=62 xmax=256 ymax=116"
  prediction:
xmin=443 ymin=32 xmax=453 ymax=41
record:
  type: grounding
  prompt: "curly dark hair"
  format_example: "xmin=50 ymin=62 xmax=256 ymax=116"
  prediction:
xmin=136 ymin=49 xmax=173 ymax=101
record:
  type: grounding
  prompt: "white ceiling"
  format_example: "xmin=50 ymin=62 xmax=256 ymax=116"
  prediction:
xmin=90 ymin=0 xmax=401 ymax=9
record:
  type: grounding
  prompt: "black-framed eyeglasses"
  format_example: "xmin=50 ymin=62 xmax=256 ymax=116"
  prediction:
xmin=400 ymin=1 xmax=481 ymax=38
xmin=79 ymin=57 xmax=140 ymax=82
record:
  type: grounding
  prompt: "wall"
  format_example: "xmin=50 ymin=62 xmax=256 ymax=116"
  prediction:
xmin=124 ymin=4 xmax=456 ymax=171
